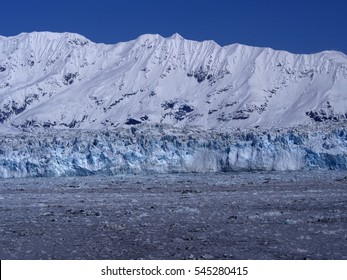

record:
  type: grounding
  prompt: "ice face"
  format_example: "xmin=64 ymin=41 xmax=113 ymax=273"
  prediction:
xmin=0 ymin=124 xmax=346 ymax=178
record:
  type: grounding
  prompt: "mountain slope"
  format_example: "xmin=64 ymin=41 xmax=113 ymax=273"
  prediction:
xmin=0 ymin=32 xmax=346 ymax=131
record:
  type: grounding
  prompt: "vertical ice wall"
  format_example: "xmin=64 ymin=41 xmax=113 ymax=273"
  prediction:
xmin=0 ymin=125 xmax=346 ymax=178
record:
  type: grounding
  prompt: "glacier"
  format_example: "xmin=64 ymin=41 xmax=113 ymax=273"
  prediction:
xmin=0 ymin=124 xmax=346 ymax=178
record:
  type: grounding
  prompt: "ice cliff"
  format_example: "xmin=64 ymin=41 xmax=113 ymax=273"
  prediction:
xmin=0 ymin=124 xmax=346 ymax=178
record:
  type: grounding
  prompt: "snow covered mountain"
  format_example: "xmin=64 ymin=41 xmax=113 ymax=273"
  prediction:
xmin=0 ymin=31 xmax=346 ymax=132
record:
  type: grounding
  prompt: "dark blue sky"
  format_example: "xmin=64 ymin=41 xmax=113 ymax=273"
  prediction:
xmin=1 ymin=0 xmax=346 ymax=54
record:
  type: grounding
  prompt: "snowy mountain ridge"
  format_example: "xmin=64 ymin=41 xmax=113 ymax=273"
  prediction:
xmin=0 ymin=31 xmax=347 ymax=132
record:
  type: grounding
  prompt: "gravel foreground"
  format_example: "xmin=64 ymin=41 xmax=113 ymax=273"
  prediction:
xmin=0 ymin=171 xmax=346 ymax=260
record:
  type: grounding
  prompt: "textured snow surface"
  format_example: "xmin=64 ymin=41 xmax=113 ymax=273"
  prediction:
xmin=0 ymin=32 xmax=346 ymax=131
xmin=0 ymin=124 xmax=346 ymax=178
